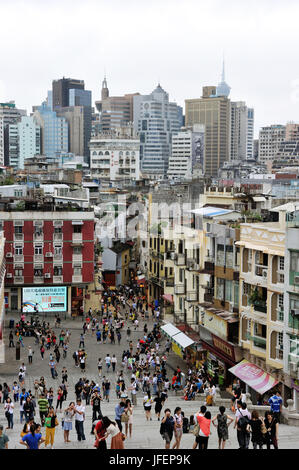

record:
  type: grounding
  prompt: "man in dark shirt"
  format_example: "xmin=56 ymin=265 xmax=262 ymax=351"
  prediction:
xmin=90 ymin=391 xmax=103 ymax=434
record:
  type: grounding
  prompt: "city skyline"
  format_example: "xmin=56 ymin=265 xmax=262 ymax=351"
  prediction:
xmin=0 ymin=0 xmax=299 ymax=138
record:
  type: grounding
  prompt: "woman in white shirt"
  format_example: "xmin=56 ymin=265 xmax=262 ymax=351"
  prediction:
xmin=102 ymin=416 xmax=124 ymax=449
xmin=143 ymin=391 xmax=153 ymax=421
xmin=4 ymin=397 xmax=14 ymax=429
xmin=172 ymin=407 xmax=183 ymax=449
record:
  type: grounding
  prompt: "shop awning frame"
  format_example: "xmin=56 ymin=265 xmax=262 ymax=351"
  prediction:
xmin=228 ymin=359 xmax=279 ymax=395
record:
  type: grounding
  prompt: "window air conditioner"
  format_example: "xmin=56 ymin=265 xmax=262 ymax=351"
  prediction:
xmin=6 ymin=253 xmax=13 ymax=258
xmin=45 ymin=252 xmax=53 ymax=257
xmin=44 ymin=273 xmax=51 ymax=279
xmin=6 ymin=273 xmax=12 ymax=278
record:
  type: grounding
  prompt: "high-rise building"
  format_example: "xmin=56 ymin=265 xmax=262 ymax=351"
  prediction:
xmin=52 ymin=77 xmax=85 ymax=109
xmin=95 ymin=77 xmax=139 ymax=133
xmin=8 ymin=116 xmax=41 ymax=169
xmin=230 ymin=101 xmax=254 ymax=161
xmin=258 ymin=125 xmax=286 ymax=166
xmin=167 ymin=125 xmax=205 ymax=180
xmin=33 ymin=103 xmax=69 ymax=162
xmin=133 ymin=84 xmax=182 ymax=178
xmin=185 ymin=85 xmax=231 ymax=176
xmin=0 ymin=102 xmax=26 ymax=165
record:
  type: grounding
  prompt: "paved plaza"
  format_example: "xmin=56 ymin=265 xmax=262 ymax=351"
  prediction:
xmin=0 ymin=312 xmax=299 ymax=449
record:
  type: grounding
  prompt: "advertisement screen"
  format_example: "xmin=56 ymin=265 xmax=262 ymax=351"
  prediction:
xmin=191 ymin=131 xmax=205 ymax=168
xmin=22 ymin=286 xmax=67 ymax=313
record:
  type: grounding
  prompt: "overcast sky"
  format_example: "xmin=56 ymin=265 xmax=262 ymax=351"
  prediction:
xmin=0 ymin=0 xmax=299 ymax=137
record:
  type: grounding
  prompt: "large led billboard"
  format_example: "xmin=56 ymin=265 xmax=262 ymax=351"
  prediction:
xmin=22 ymin=286 xmax=67 ymax=313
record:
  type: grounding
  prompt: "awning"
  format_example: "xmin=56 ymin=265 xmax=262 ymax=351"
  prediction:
xmin=136 ymin=275 xmax=145 ymax=286
xmin=172 ymin=331 xmax=194 ymax=349
xmin=162 ymin=294 xmax=173 ymax=304
xmin=161 ymin=323 xmax=181 ymax=338
xmin=160 ymin=322 xmax=195 ymax=350
xmin=253 ymin=196 xmax=266 ymax=202
xmin=228 ymin=359 xmax=279 ymax=394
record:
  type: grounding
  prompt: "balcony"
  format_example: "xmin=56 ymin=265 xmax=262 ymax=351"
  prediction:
xmin=72 ymin=275 xmax=82 ymax=283
xmin=149 ymin=275 xmax=163 ymax=287
xmin=255 ymin=264 xmax=268 ymax=279
xmin=246 ymin=332 xmax=266 ymax=349
xmin=204 ymin=293 xmax=213 ymax=303
xmin=72 ymin=233 xmax=83 ymax=244
xmin=33 ymin=232 xmax=43 ymax=242
xmin=53 ymin=275 xmax=63 ymax=283
xmin=199 ymin=261 xmax=214 ymax=274
xmin=253 ymin=300 xmax=267 ymax=313
xmin=14 ymin=233 xmax=24 ymax=241
xmin=165 ymin=278 xmax=174 ymax=287
xmin=175 ymin=284 xmax=185 ymax=295
xmin=14 ymin=254 xmax=24 ymax=262
xmin=186 ymin=259 xmax=200 ymax=271
xmin=174 ymin=253 xmax=186 ymax=266
xmin=53 ymin=253 xmax=63 ymax=262
xmin=34 ymin=254 xmax=44 ymax=263
xmin=14 ymin=276 xmax=24 ymax=284
xmin=53 ymin=232 xmax=63 ymax=241
xmin=73 ymin=254 xmax=83 ymax=263
xmin=186 ymin=291 xmax=198 ymax=302
xmin=33 ymin=276 xmax=44 ymax=284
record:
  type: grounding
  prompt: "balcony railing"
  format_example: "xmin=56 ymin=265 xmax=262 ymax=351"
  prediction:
xmin=255 ymin=264 xmax=268 ymax=278
xmin=186 ymin=291 xmax=198 ymax=302
xmin=253 ymin=300 xmax=267 ymax=313
xmin=166 ymin=278 xmax=174 ymax=287
xmin=14 ymin=233 xmax=24 ymax=241
xmin=72 ymin=275 xmax=82 ymax=283
xmin=14 ymin=276 xmax=24 ymax=284
xmin=34 ymin=276 xmax=44 ymax=284
xmin=246 ymin=332 xmax=267 ymax=348
xmin=53 ymin=275 xmax=63 ymax=283
xmin=72 ymin=233 xmax=83 ymax=244
xmin=174 ymin=253 xmax=186 ymax=266
xmin=175 ymin=284 xmax=185 ymax=295
xmin=53 ymin=233 xmax=63 ymax=241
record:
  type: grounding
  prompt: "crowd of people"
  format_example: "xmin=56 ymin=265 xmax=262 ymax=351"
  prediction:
xmin=0 ymin=283 xmax=286 ymax=450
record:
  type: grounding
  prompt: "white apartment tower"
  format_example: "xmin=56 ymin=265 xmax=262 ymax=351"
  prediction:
xmin=258 ymin=124 xmax=286 ymax=166
xmin=230 ymin=101 xmax=254 ymax=161
xmin=168 ymin=125 xmax=205 ymax=180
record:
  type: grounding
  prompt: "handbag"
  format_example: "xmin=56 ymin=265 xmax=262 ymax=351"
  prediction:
xmin=121 ymin=412 xmax=129 ymax=423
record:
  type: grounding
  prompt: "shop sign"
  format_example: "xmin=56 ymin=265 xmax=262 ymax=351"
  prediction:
xmin=211 ymin=334 xmax=235 ymax=361
xmin=172 ymin=342 xmax=183 ymax=358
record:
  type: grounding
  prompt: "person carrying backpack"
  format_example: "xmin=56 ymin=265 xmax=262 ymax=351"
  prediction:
xmin=234 ymin=401 xmax=251 ymax=449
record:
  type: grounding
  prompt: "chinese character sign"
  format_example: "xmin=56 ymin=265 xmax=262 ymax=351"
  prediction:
xmin=22 ymin=286 xmax=67 ymax=313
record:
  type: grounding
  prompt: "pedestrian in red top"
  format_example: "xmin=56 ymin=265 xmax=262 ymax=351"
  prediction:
xmin=94 ymin=418 xmax=107 ymax=451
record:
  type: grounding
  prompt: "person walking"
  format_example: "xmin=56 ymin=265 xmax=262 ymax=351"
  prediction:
xmin=143 ymin=390 xmax=153 ymax=421
xmin=49 ymin=359 xmax=57 ymax=379
xmin=63 ymin=402 xmax=75 ymax=443
xmin=268 ymin=391 xmax=283 ymax=424
xmin=234 ymin=401 xmax=251 ymax=449
xmin=20 ymin=424 xmax=45 ymax=449
xmin=264 ymin=411 xmax=279 ymax=449
xmin=111 ymin=355 xmax=117 ymax=373
xmin=248 ymin=410 xmax=264 ymax=449
xmin=172 ymin=407 xmax=183 ymax=449
xmin=154 ymin=392 xmax=164 ymax=421
xmin=212 ymin=406 xmax=234 ymax=449
xmin=8 ymin=331 xmax=14 ymax=348
xmin=160 ymin=409 xmax=175 ymax=449
xmin=74 ymin=398 xmax=86 ymax=442
xmin=28 ymin=346 xmax=33 ymax=364
xmin=0 ymin=424 xmax=9 ymax=449
xmin=55 ymin=386 xmax=64 ymax=412
xmin=97 ymin=358 xmax=103 ymax=377
xmin=37 ymin=393 xmax=49 ymax=426
xmin=124 ymin=399 xmax=133 ymax=438
xmin=40 ymin=345 xmax=45 ymax=360
xmin=44 ymin=407 xmax=59 ymax=449
xmin=105 ymin=354 xmax=111 ymax=373
xmin=23 ymin=396 xmax=35 ymax=423
xmin=90 ymin=390 xmax=103 ymax=434
xmin=196 ymin=410 xmax=212 ymax=449
xmin=4 ymin=397 xmax=14 ymax=430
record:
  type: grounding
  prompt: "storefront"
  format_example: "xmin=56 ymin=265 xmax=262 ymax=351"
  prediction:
xmin=199 ymin=324 xmax=242 ymax=388
xmin=161 ymin=323 xmax=195 ymax=361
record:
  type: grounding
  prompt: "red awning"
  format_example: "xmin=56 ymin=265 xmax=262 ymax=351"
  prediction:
xmin=228 ymin=359 xmax=279 ymax=394
xmin=137 ymin=277 xmax=145 ymax=286
xmin=162 ymin=294 xmax=173 ymax=304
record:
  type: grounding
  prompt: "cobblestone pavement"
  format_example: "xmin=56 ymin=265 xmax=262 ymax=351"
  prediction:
xmin=0 ymin=312 xmax=299 ymax=449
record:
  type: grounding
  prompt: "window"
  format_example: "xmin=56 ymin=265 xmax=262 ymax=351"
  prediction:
xmin=225 ymin=280 xmax=233 ymax=302
xmin=15 ymin=269 xmax=23 ymax=276
xmin=73 ymin=266 xmax=82 ymax=275
xmin=34 ymin=245 xmax=43 ymax=255
xmin=216 ymin=278 xmax=225 ymax=299
xmin=54 ymin=245 xmax=62 ymax=255
xmin=73 ymin=225 xmax=82 ymax=233
xmin=15 ymin=245 xmax=23 ymax=255
xmin=34 ymin=268 xmax=43 ymax=276
xmin=14 ymin=226 xmax=23 ymax=234
xmin=73 ymin=246 xmax=82 ymax=255
xmin=54 ymin=266 xmax=62 ymax=276
xmin=290 ymin=251 xmax=299 ymax=272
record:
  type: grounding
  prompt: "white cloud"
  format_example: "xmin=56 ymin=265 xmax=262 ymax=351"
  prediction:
xmin=0 ymin=0 xmax=298 ymax=136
